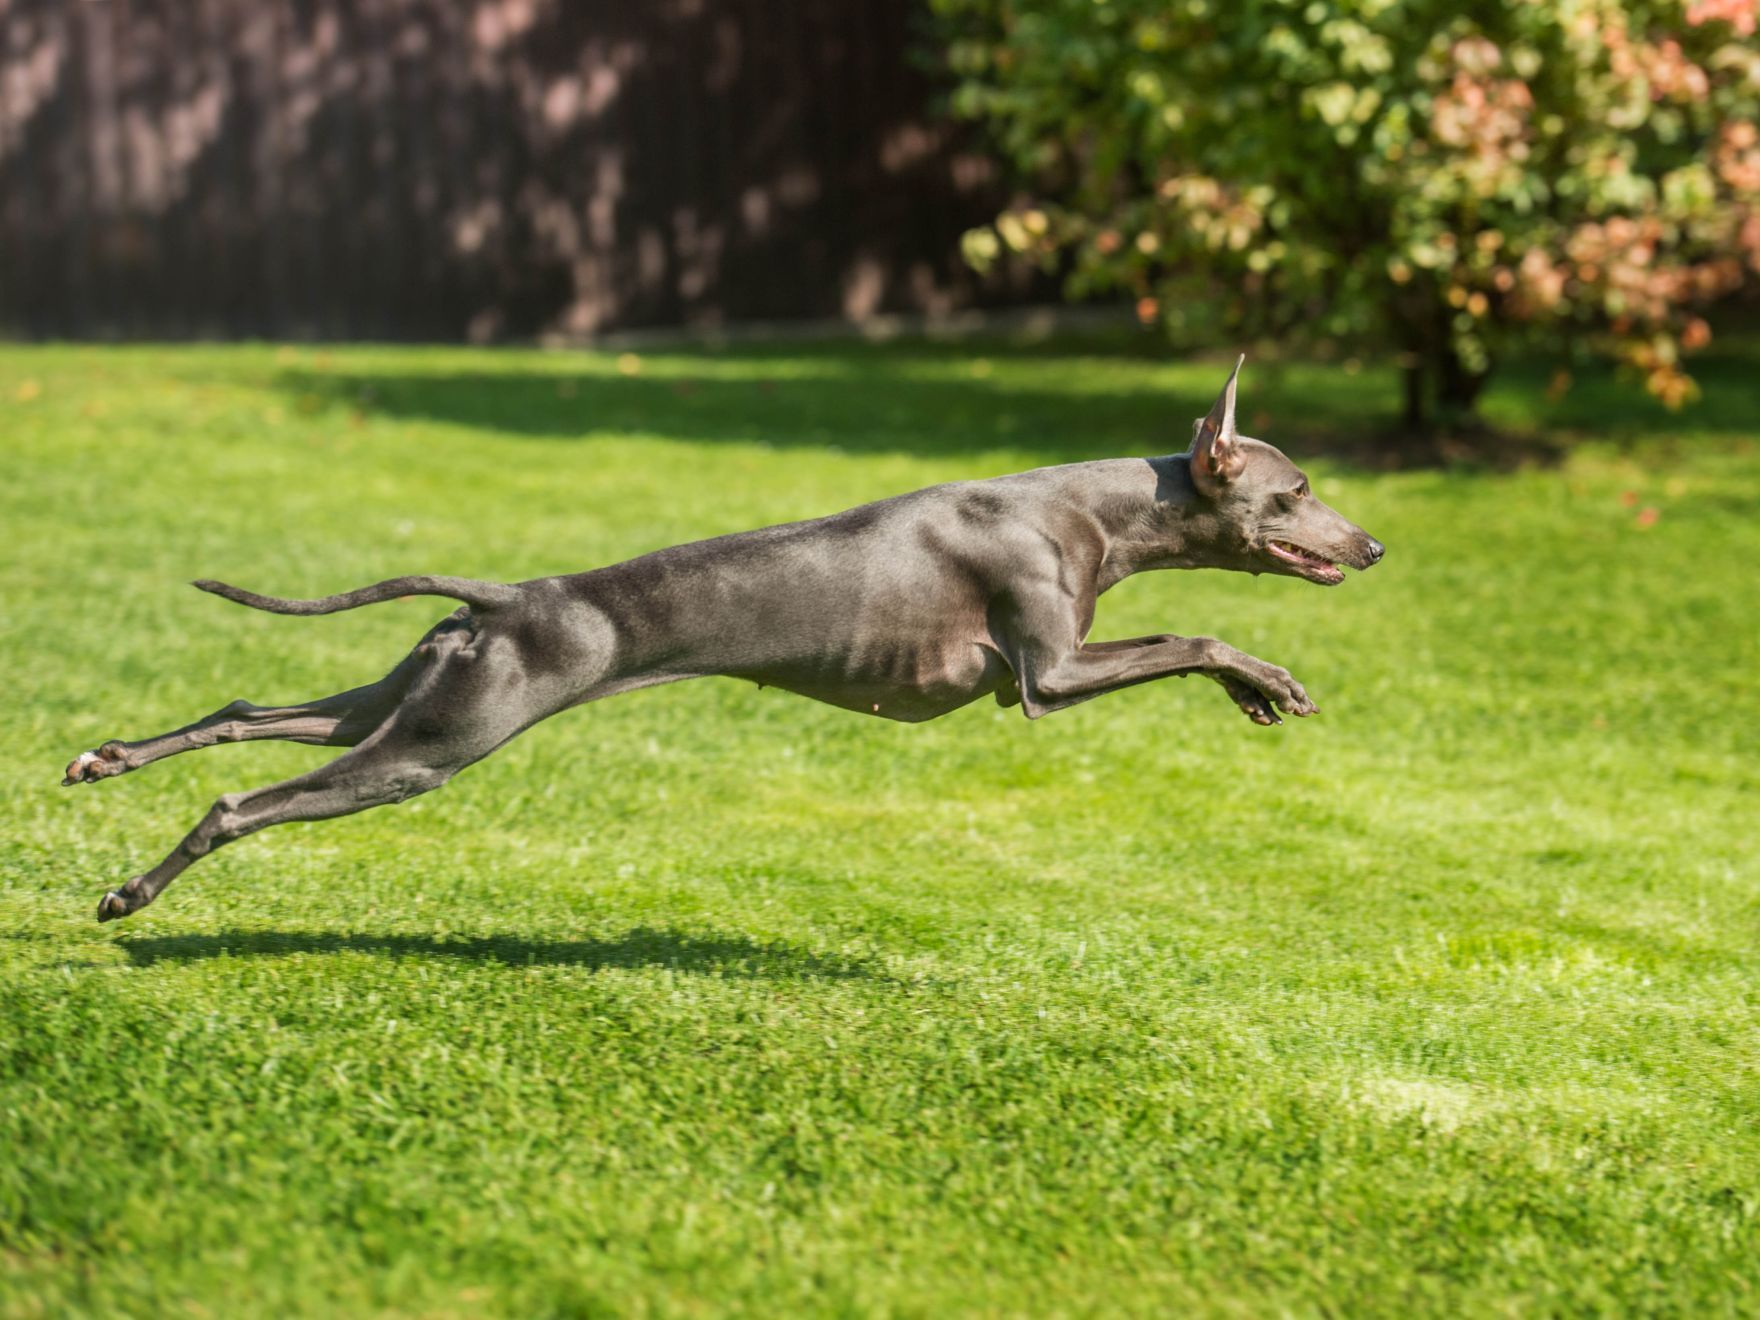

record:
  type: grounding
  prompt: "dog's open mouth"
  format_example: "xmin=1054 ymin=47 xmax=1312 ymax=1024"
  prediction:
xmin=1266 ymin=539 xmax=1345 ymax=584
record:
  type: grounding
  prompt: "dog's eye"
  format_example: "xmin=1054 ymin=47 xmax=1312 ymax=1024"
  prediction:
xmin=1291 ymin=483 xmax=1309 ymax=500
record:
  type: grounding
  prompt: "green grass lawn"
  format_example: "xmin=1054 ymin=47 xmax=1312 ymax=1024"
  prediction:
xmin=2 ymin=336 xmax=1757 ymax=1316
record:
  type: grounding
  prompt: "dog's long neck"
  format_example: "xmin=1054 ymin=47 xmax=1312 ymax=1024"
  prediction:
xmin=1060 ymin=456 xmax=1221 ymax=591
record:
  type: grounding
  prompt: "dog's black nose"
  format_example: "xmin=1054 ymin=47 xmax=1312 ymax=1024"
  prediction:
xmin=1366 ymin=538 xmax=1385 ymax=565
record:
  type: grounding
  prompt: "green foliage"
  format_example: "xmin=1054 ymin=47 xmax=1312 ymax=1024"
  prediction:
xmin=3 ymin=341 xmax=1760 ymax=1313
xmin=933 ymin=0 xmax=1760 ymax=423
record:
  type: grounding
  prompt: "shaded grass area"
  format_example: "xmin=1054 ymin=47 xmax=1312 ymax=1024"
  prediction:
xmin=1 ymin=339 xmax=1757 ymax=1315
xmin=278 ymin=330 xmax=1760 ymax=465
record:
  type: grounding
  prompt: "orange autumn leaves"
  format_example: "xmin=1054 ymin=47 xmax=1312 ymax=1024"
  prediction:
xmin=937 ymin=0 xmax=1760 ymax=419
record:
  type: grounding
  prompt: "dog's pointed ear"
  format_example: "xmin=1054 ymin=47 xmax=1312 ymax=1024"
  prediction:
xmin=1189 ymin=355 xmax=1246 ymax=496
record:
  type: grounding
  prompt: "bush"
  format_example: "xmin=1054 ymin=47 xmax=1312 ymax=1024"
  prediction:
xmin=932 ymin=0 xmax=1760 ymax=429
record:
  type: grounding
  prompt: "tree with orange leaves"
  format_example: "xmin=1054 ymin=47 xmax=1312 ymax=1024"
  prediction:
xmin=935 ymin=0 xmax=1760 ymax=430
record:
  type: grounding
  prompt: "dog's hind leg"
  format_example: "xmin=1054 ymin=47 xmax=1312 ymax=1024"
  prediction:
xmin=93 ymin=732 xmax=453 ymax=922
xmin=59 ymin=613 xmax=472 ymax=786
xmin=93 ymin=618 xmax=553 ymax=921
xmin=61 ymin=682 xmax=403 ymax=786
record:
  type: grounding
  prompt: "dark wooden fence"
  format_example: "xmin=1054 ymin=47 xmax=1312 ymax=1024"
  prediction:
xmin=0 ymin=0 xmax=1025 ymax=340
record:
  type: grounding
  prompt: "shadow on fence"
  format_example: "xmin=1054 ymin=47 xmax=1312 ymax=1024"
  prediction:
xmin=0 ymin=0 xmax=1028 ymax=340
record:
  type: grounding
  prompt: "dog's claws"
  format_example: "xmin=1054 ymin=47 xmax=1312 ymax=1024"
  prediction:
xmin=96 ymin=891 xmax=130 ymax=923
xmin=63 ymin=745 xmax=127 ymax=786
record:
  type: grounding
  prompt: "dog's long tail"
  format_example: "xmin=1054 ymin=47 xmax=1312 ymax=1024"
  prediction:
xmin=193 ymin=575 xmax=519 ymax=616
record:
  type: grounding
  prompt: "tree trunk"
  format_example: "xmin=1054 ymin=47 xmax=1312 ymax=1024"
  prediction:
xmin=1400 ymin=347 xmax=1492 ymax=434
xmin=1389 ymin=292 xmax=1492 ymax=433
xmin=1437 ymin=346 xmax=1491 ymax=422
xmin=1402 ymin=360 xmax=1428 ymax=433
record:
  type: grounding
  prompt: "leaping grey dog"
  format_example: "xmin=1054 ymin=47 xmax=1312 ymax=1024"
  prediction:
xmin=68 ymin=357 xmax=1382 ymax=922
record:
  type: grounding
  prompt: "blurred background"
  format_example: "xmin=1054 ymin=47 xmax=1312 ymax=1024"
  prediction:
xmin=4 ymin=0 xmax=1757 ymax=435
xmin=0 ymin=0 xmax=1040 ymax=342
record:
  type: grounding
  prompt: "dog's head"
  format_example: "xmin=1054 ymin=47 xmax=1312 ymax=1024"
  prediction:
xmin=1182 ymin=357 xmax=1384 ymax=585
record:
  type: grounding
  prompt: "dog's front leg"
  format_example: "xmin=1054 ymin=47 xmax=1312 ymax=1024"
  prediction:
xmin=1075 ymin=636 xmax=1306 ymax=725
xmin=998 ymin=619 xmax=1315 ymax=724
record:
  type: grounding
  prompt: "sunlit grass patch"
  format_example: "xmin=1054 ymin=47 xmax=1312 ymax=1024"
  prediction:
xmin=2 ymin=339 xmax=1757 ymax=1315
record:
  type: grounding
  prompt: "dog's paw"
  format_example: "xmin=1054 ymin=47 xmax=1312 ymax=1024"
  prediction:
xmin=96 ymin=889 xmax=134 ymax=923
xmin=1219 ymin=667 xmax=1318 ymax=725
xmin=1257 ymin=665 xmax=1318 ymax=719
xmin=1218 ymin=676 xmax=1282 ymax=726
xmin=63 ymin=743 xmax=128 ymax=787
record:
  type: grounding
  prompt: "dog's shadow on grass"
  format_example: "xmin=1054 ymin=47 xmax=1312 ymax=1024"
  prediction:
xmin=113 ymin=926 xmax=883 ymax=982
